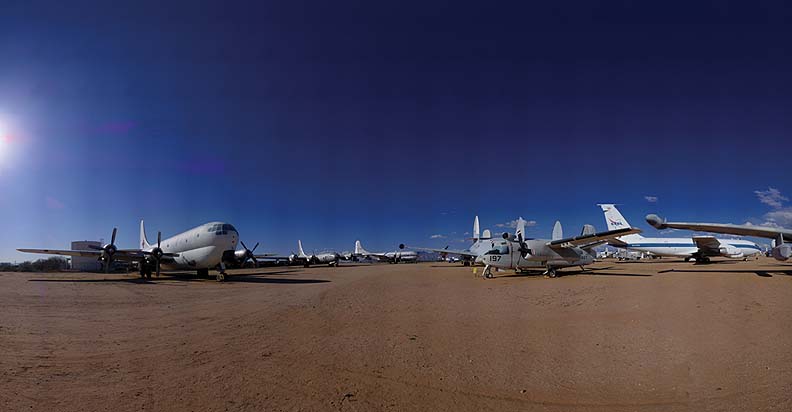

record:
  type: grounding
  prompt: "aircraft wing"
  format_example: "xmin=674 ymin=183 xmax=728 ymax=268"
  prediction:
xmin=17 ymin=248 xmax=103 ymax=258
xmin=17 ymin=248 xmax=149 ymax=261
xmin=646 ymin=214 xmax=792 ymax=241
xmin=410 ymin=246 xmax=478 ymax=257
xmin=692 ymin=236 xmax=723 ymax=254
xmin=547 ymin=228 xmax=642 ymax=250
xmin=363 ymin=252 xmax=390 ymax=260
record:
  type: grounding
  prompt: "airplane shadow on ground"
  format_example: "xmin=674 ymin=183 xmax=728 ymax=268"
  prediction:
xmin=494 ymin=267 xmax=653 ymax=278
xmin=29 ymin=270 xmax=330 ymax=284
xmin=658 ymin=269 xmax=792 ymax=278
xmin=613 ymin=259 xmax=745 ymax=265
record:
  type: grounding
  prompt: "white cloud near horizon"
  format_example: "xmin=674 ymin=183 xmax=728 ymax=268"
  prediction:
xmin=495 ymin=219 xmax=537 ymax=229
xmin=755 ymin=187 xmax=787 ymax=209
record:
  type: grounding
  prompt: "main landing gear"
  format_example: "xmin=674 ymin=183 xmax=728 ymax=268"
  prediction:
xmin=216 ymin=262 xmax=227 ymax=282
xmin=139 ymin=267 xmax=152 ymax=280
xmin=481 ymin=265 xmax=494 ymax=279
xmin=543 ymin=267 xmax=557 ymax=278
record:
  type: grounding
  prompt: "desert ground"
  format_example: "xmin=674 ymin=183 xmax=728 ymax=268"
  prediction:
xmin=1 ymin=257 xmax=791 ymax=411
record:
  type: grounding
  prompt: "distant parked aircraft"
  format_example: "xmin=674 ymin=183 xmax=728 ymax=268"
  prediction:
xmin=410 ymin=216 xmax=494 ymax=266
xmin=290 ymin=240 xmax=345 ymax=267
xmin=354 ymin=240 xmax=418 ymax=263
xmin=646 ymin=214 xmax=792 ymax=261
xmin=599 ymin=205 xmax=761 ymax=262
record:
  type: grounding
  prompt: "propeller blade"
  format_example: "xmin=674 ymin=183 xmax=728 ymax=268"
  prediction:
xmin=252 ymin=242 xmax=259 ymax=252
xmin=241 ymin=241 xmax=249 ymax=251
xmin=156 ymin=260 xmax=161 ymax=278
xmin=104 ymin=259 xmax=111 ymax=273
xmin=157 ymin=231 xmax=162 ymax=248
xmin=111 ymin=228 xmax=117 ymax=245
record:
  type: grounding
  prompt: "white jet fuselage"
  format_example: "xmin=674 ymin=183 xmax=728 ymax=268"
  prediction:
xmin=617 ymin=237 xmax=761 ymax=258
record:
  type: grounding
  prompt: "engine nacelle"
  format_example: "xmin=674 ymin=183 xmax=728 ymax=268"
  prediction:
xmin=719 ymin=245 xmax=742 ymax=258
xmin=771 ymin=244 xmax=792 ymax=261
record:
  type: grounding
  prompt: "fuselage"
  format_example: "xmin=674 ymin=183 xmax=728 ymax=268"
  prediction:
xmin=384 ymin=251 xmax=419 ymax=262
xmin=313 ymin=252 xmax=341 ymax=264
xmin=148 ymin=222 xmax=238 ymax=270
xmin=616 ymin=236 xmax=761 ymax=258
xmin=478 ymin=238 xmax=595 ymax=270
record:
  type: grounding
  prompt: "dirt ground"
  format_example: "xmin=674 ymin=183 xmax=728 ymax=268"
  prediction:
xmin=1 ymin=257 xmax=791 ymax=411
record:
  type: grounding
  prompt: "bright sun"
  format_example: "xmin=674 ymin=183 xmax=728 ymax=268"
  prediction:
xmin=0 ymin=124 xmax=6 ymax=162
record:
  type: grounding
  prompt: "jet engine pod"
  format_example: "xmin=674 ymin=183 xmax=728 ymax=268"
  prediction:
xmin=645 ymin=214 xmax=667 ymax=229
xmin=399 ymin=244 xmax=405 ymax=249
xmin=771 ymin=244 xmax=792 ymax=261
xmin=502 ymin=232 xmax=510 ymax=239
xmin=719 ymin=245 xmax=742 ymax=258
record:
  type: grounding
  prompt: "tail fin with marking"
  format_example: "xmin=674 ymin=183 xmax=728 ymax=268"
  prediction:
xmin=598 ymin=204 xmax=644 ymax=241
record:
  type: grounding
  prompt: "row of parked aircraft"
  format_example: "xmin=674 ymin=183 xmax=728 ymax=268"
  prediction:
xmin=16 ymin=203 xmax=789 ymax=281
xmin=410 ymin=204 xmax=766 ymax=278
xmin=17 ymin=221 xmax=415 ymax=281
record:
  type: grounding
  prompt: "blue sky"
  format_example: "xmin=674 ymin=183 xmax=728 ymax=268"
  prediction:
xmin=1 ymin=1 xmax=791 ymax=260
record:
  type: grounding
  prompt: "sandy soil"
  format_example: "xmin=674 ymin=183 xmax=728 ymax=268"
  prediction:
xmin=1 ymin=257 xmax=791 ymax=411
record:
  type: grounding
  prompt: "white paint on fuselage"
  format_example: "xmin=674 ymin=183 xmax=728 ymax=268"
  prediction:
xmin=618 ymin=236 xmax=761 ymax=258
xmin=384 ymin=251 xmax=419 ymax=262
xmin=143 ymin=221 xmax=238 ymax=271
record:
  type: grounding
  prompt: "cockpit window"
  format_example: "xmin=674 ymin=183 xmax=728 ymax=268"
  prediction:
xmin=487 ymin=244 xmax=509 ymax=255
xmin=222 ymin=224 xmax=237 ymax=232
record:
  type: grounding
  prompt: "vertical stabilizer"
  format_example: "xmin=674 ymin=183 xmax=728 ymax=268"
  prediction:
xmin=580 ymin=224 xmax=596 ymax=236
xmin=139 ymin=220 xmax=151 ymax=249
xmin=552 ymin=221 xmax=563 ymax=241
xmin=599 ymin=204 xmax=631 ymax=230
xmin=355 ymin=240 xmax=369 ymax=255
xmin=297 ymin=240 xmax=307 ymax=257
xmin=599 ymin=204 xmax=644 ymax=241
xmin=473 ymin=216 xmax=480 ymax=240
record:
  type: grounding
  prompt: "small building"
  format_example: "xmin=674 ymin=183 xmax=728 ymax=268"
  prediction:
xmin=71 ymin=241 xmax=102 ymax=272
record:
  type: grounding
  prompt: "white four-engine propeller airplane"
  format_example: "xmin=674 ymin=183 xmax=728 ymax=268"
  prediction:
xmin=289 ymin=240 xmax=346 ymax=267
xmin=18 ymin=220 xmax=274 ymax=281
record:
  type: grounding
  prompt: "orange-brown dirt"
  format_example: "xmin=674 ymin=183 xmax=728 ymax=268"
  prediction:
xmin=2 ymin=258 xmax=791 ymax=411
